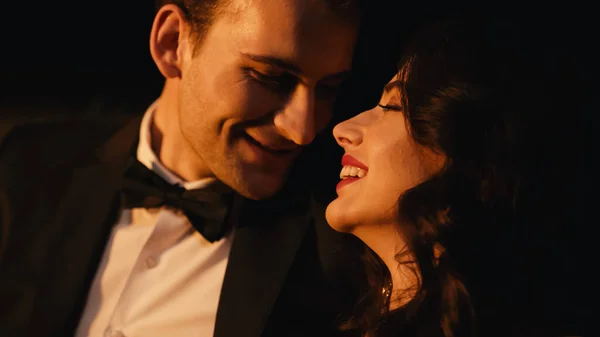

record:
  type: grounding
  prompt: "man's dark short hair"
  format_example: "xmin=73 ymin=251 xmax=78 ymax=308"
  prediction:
xmin=155 ymin=0 xmax=361 ymax=51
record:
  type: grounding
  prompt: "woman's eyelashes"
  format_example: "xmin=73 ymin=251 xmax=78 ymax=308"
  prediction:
xmin=377 ymin=103 xmax=402 ymax=112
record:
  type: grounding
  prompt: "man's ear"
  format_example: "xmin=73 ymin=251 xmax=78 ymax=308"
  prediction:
xmin=150 ymin=4 xmax=191 ymax=79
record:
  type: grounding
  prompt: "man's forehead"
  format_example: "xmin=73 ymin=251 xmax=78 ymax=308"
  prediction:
xmin=210 ymin=0 xmax=358 ymax=79
xmin=222 ymin=0 xmax=356 ymax=26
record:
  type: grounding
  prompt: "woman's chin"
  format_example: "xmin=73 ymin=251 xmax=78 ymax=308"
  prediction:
xmin=325 ymin=200 xmax=356 ymax=233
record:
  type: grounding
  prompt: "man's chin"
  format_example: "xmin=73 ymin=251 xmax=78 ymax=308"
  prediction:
xmin=230 ymin=174 xmax=286 ymax=200
xmin=236 ymin=186 xmax=282 ymax=201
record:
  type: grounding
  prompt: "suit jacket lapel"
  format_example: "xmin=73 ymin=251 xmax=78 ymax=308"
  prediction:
xmin=214 ymin=195 xmax=312 ymax=337
xmin=27 ymin=116 xmax=142 ymax=337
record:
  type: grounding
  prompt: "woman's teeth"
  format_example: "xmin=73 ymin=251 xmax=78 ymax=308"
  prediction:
xmin=340 ymin=165 xmax=367 ymax=179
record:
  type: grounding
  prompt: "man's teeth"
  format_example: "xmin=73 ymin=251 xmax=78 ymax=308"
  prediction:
xmin=339 ymin=165 xmax=367 ymax=179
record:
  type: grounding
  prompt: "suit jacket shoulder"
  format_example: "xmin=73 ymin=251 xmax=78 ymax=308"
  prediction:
xmin=0 ymin=115 xmax=142 ymax=337
xmin=0 ymin=117 xmax=136 ymax=178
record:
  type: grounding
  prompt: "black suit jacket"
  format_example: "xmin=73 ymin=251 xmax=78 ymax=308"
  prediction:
xmin=0 ymin=115 xmax=362 ymax=337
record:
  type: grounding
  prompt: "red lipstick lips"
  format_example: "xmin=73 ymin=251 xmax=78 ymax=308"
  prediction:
xmin=341 ymin=154 xmax=368 ymax=171
xmin=336 ymin=154 xmax=368 ymax=192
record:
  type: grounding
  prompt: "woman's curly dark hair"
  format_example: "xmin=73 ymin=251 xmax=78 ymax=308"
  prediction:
xmin=342 ymin=16 xmax=544 ymax=337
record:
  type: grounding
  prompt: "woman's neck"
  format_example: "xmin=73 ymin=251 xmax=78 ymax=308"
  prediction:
xmin=353 ymin=224 xmax=419 ymax=309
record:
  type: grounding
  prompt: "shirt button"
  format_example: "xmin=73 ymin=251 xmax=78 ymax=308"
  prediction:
xmin=145 ymin=256 xmax=159 ymax=268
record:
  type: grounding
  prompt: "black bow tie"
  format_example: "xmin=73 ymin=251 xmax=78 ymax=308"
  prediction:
xmin=120 ymin=159 xmax=234 ymax=243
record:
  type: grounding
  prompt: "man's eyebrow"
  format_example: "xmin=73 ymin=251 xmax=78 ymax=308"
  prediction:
xmin=241 ymin=53 xmax=302 ymax=74
xmin=383 ymin=79 xmax=403 ymax=93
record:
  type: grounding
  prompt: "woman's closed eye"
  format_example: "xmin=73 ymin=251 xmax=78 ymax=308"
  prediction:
xmin=377 ymin=103 xmax=402 ymax=112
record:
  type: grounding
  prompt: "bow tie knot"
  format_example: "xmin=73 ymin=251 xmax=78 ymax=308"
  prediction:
xmin=120 ymin=159 xmax=234 ymax=242
xmin=142 ymin=188 xmax=185 ymax=210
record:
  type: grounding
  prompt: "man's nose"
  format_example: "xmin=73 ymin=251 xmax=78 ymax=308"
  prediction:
xmin=273 ymin=86 xmax=316 ymax=146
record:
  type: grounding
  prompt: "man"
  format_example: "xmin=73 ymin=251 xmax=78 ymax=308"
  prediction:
xmin=0 ymin=1 xmax=361 ymax=336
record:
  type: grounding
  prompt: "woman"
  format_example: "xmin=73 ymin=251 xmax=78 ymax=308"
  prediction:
xmin=326 ymin=17 xmax=574 ymax=337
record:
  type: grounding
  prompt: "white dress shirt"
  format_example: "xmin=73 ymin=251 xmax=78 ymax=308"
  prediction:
xmin=75 ymin=101 xmax=233 ymax=337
